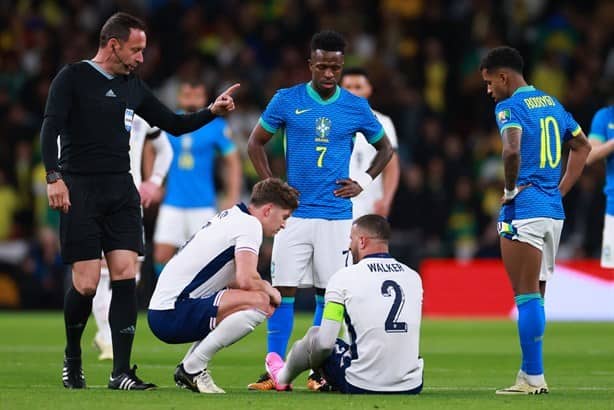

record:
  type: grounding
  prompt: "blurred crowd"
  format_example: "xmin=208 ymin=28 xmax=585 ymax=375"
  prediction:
xmin=0 ymin=0 xmax=613 ymax=308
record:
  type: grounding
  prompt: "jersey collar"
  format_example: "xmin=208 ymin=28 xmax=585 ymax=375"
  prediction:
xmin=307 ymin=82 xmax=341 ymax=105
xmin=237 ymin=202 xmax=251 ymax=215
xmin=362 ymin=252 xmax=393 ymax=259
xmin=512 ymin=85 xmax=535 ymax=95
xmin=84 ymin=60 xmax=115 ymax=80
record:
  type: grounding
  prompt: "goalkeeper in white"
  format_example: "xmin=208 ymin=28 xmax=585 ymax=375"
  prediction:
xmin=265 ymin=214 xmax=424 ymax=394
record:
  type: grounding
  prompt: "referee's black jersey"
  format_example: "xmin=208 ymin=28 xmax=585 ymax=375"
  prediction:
xmin=41 ymin=61 xmax=216 ymax=175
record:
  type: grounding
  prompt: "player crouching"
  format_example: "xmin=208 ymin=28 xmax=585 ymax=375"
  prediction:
xmin=148 ymin=178 xmax=298 ymax=393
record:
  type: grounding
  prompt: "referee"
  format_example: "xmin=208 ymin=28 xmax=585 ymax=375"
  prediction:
xmin=40 ymin=12 xmax=239 ymax=390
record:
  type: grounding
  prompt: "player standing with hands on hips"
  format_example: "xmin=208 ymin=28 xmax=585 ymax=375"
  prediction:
xmin=41 ymin=12 xmax=239 ymax=390
xmin=247 ymin=30 xmax=393 ymax=390
xmin=480 ymin=46 xmax=590 ymax=395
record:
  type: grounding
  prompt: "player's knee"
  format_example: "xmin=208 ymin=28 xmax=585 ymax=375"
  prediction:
xmin=71 ymin=271 xmax=99 ymax=295
xmin=306 ymin=325 xmax=320 ymax=337
xmin=74 ymin=280 xmax=98 ymax=296
xmin=305 ymin=326 xmax=332 ymax=366
xmin=303 ymin=326 xmax=320 ymax=351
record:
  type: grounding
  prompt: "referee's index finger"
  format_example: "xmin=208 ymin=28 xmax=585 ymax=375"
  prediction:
xmin=220 ymin=83 xmax=240 ymax=97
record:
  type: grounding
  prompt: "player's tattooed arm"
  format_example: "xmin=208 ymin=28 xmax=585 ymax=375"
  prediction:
xmin=560 ymin=130 xmax=591 ymax=197
xmin=501 ymin=127 xmax=521 ymax=191
xmin=500 ymin=127 xmax=532 ymax=204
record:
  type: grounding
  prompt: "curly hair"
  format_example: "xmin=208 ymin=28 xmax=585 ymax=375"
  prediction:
xmin=311 ymin=30 xmax=346 ymax=53
xmin=479 ymin=46 xmax=524 ymax=74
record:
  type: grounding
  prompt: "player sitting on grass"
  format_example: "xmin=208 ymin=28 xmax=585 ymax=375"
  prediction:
xmin=265 ymin=215 xmax=424 ymax=394
xmin=148 ymin=178 xmax=298 ymax=393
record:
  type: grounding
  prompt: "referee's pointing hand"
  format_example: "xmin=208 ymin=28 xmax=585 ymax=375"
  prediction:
xmin=210 ymin=83 xmax=240 ymax=115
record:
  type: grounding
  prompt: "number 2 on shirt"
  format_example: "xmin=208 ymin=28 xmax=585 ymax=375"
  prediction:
xmin=381 ymin=280 xmax=408 ymax=333
xmin=316 ymin=146 xmax=327 ymax=168
xmin=539 ymin=116 xmax=561 ymax=169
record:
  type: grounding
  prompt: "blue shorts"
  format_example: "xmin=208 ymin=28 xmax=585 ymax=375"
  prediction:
xmin=147 ymin=290 xmax=225 ymax=344
xmin=321 ymin=339 xmax=423 ymax=395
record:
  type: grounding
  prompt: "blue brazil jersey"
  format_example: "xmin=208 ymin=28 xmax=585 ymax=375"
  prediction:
xmin=589 ymin=106 xmax=614 ymax=214
xmin=494 ymin=85 xmax=582 ymax=221
xmin=259 ymin=82 xmax=384 ymax=220
xmin=164 ymin=117 xmax=235 ymax=208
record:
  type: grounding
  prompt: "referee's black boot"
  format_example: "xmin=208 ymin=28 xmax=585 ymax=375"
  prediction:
xmin=108 ymin=365 xmax=156 ymax=390
xmin=62 ymin=357 xmax=86 ymax=389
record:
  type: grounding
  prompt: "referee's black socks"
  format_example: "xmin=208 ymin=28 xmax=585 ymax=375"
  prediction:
xmin=64 ymin=286 xmax=93 ymax=359
xmin=110 ymin=278 xmax=137 ymax=377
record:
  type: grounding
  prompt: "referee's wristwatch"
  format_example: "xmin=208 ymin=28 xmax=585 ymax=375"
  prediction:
xmin=46 ymin=170 xmax=63 ymax=184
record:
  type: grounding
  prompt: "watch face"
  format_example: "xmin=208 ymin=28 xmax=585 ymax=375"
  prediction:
xmin=47 ymin=171 xmax=61 ymax=183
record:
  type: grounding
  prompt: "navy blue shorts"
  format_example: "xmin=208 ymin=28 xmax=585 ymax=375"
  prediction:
xmin=147 ymin=290 xmax=225 ymax=344
xmin=320 ymin=339 xmax=423 ymax=395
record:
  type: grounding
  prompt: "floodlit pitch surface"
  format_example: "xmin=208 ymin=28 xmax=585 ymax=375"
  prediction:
xmin=1 ymin=312 xmax=612 ymax=409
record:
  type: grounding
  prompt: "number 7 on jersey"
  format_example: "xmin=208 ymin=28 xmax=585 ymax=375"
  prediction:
xmin=316 ymin=146 xmax=327 ymax=168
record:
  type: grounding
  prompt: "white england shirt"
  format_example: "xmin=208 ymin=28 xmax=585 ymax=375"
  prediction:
xmin=349 ymin=110 xmax=399 ymax=218
xmin=148 ymin=204 xmax=262 ymax=310
xmin=325 ymin=253 xmax=424 ymax=392
xmin=129 ymin=115 xmax=161 ymax=186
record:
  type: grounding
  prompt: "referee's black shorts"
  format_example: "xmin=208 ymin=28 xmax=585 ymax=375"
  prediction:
xmin=60 ymin=172 xmax=144 ymax=264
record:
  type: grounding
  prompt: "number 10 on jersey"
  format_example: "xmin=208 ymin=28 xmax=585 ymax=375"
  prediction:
xmin=539 ymin=116 xmax=561 ymax=169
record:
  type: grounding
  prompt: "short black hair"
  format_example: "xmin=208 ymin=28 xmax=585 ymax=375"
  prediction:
xmin=353 ymin=214 xmax=391 ymax=241
xmin=340 ymin=67 xmax=369 ymax=81
xmin=99 ymin=12 xmax=146 ymax=47
xmin=479 ymin=46 xmax=524 ymax=74
xmin=311 ymin=30 xmax=346 ymax=54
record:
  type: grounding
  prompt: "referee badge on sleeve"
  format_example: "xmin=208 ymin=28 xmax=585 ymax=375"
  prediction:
xmin=124 ymin=108 xmax=135 ymax=132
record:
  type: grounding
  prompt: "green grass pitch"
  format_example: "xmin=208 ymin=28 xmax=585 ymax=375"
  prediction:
xmin=0 ymin=312 xmax=612 ymax=409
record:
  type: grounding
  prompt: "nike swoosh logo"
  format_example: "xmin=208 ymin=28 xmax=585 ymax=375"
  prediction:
xmin=295 ymin=108 xmax=312 ymax=115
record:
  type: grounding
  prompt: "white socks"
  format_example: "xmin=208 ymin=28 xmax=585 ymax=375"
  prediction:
xmin=278 ymin=329 xmax=315 ymax=385
xmin=183 ymin=309 xmax=266 ymax=374
xmin=92 ymin=269 xmax=112 ymax=344
xmin=278 ymin=326 xmax=334 ymax=385
xmin=520 ymin=369 xmax=546 ymax=386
